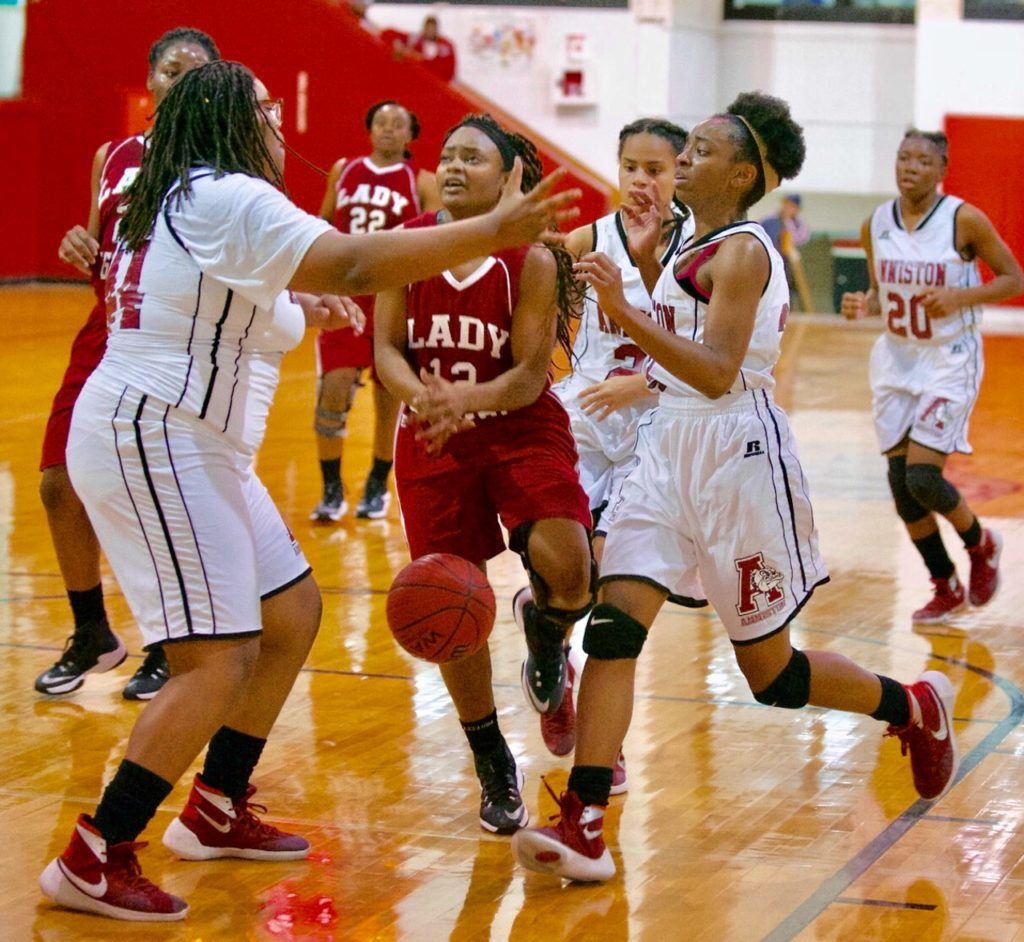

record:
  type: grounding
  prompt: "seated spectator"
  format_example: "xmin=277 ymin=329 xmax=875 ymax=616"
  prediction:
xmin=407 ymin=15 xmax=456 ymax=82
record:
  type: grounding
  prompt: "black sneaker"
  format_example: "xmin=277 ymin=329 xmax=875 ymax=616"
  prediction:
xmin=355 ymin=475 xmax=391 ymax=519
xmin=310 ymin=482 xmax=347 ymax=523
xmin=514 ymin=588 xmax=568 ymax=715
xmin=123 ymin=647 xmax=170 ymax=701
xmin=474 ymin=741 xmax=529 ymax=835
xmin=34 ymin=621 xmax=127 ymax=695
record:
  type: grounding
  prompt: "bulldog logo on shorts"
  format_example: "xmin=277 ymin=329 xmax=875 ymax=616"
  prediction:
xmin=918 ymin=396 xmax=952 ymax=431
xmin=735 ymin=553 xmax=786 ymax=626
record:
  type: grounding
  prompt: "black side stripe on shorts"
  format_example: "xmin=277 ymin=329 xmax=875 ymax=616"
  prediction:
xmin=223 ymin=304 xmax=257 ymax=433
xmin=176 ymin=270 xmax=203 ymax=408
xmin=111 ymin=388 xmax=172 ymax=641
xmin=750 ymin=391 xmax=798 ymax=593
xmin=133 ymin=395 xmax=193 ymax=632
xmin=761 ymin=389 xmax=808 ymax=591
xmin=161 ymin=404 xmax=216 ymax=633
xmin=199 ymin=288 xmax=233 ymax=419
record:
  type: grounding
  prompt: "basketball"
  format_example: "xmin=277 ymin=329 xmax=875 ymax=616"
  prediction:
xmin=386 ymin=554 xmax=496 ymax=663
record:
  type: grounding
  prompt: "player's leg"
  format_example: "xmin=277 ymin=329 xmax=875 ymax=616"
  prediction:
xmin=356 ymin=377 xmax=400 ymax=519
xmin=312 ymin=365 xmax=360 ymax=522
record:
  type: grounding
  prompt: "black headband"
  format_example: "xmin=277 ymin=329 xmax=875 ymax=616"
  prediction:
xmin=456 ymin=118 xmax=516 ymax=170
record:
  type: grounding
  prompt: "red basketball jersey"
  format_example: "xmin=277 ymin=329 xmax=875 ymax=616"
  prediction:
xmin=400 ymin=211 xmax=570 ymax=454
xmin=332 ymin=156 xmax=421 ymax=235
xmin=92 ymin=136 xmax=146 ymax=304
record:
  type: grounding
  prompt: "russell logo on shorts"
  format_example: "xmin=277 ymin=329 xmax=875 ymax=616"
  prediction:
xmin=735 ymin=552 xmax=786 ymax=626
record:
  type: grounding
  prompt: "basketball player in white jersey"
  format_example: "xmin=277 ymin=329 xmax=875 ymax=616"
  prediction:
xmin=842 ymin=130 xmax=1023 ymax=622
xmin=514 ymin=118 xmax=693 ymax=771
xmin=39 ymin=61 xmax=580 ymax=921
xmin=513 ymin=93 xmax=961 ymax=883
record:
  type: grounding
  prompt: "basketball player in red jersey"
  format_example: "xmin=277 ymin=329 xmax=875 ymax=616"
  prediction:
xmin=36 ymin=28 xmax=220 ymax=700
xmin=311 ymin=100 xmax=441 ymax=523
xmin=375 ymin=114 xmax=593 ymax=835
xmin=842 ymin=130 xmax=1023 ymax=622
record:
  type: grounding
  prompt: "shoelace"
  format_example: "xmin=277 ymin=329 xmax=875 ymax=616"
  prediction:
xmin=108 ymin=841 xmax=162 ymax=890
xmin=883 ymin=725 xmax=913 ymax=757
xmin=233 ymin=794 xmax=286 ymax=839
xmin=541 ymin=776 xmax=563 ymax=823
xmin=54 ymin=630 xmax=101 ymax=669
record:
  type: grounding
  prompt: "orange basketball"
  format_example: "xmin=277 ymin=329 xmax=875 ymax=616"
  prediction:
xmin=386 ymin=554 xmax=496 ymax=663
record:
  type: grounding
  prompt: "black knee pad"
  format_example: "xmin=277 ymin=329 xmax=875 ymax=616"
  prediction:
xmin=752 ymin=648 xmax=810 ymax=709
xmin=905 ymin=463 xmax=960 ymax=515
xmin=582 ymin=603 xmax=648 ymax=660
xmin=886 ymin=455 xmax=929 ymax=524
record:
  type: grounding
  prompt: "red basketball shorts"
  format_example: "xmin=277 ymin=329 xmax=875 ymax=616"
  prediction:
xmin=395 ymin=413 xmax=592 ymax=563
xmin=315 ymin=295 xmax=375 ymax=376
xmin=40 ymin=304 xmax=108 ymax=471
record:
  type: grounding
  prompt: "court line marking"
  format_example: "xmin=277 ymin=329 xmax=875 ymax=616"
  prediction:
xmin=762 ymin=648 xmax=1024 ymax=942
xmin=836 ymin=897 xmax=937 ymax=911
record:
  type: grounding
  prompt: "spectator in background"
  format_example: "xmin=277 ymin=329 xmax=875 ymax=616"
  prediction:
xmin=407 ymin=15 xmax=457 ymax=82
xmin=761 ymin=193 xmax=812 ymax=309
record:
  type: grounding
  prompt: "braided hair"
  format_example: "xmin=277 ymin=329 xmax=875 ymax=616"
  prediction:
xmin=120 ymin=61 xmax=284 ymax=252
xmin=442 ymin=113 xmax=584 ymax=358
xmin=902 ymin=128 xmax=948 ymax=164
xmin=148 ymin=27 xmax=221 ymax=72
xmin=721 ymin=92 xmax=806 ymax=211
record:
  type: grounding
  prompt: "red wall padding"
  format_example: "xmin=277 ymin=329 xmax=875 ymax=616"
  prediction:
xmin=945 ymin=114 xmax=1024 ymax=306
xmin=0 ymin=0 xmax=610 ymax=280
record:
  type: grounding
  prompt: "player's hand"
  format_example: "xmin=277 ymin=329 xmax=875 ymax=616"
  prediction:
xmin=58 ymin=225 xmax=99 ymax=276
xmin=490 ymin=160 xmax=582 ymax=249
xmin=840 ymin=291 xmax=869 ymax=320
xmin=573 ymin=252 xmax=631 ymax=323
xmin=919 ymin=287 xmax=962 ymax=319
xmin=621 ymin=181 xmax=664 ymax=262
xmin=578 ymin=373 xmax=652 ymax=421
xmin=298 ymin=294 xmax=366 ymax=333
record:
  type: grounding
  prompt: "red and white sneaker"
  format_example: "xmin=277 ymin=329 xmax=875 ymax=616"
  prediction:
xmin=540 ymin=648 xmax=577 ymax=757
xmin=912 ymin=575 xmax=966 ymax=623
xmin=39 ymin=814 xmax=187 ymax=921
xmin=885 ymin=670 xmax=959 ymax=801
xmin=967 ymin=528 xmax=1002 ymax=607
xmin=610 ymin=751 xmax=628 ymax=796
xmin=511 ymin=789 xmax=615 ymax=882
xmin=162 ymin=775 xmax=309 ymax=861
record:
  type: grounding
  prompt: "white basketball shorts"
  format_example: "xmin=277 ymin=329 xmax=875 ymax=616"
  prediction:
xmin=600 ymin=391 xmax=829 ymax=644
xmin=869 ymin=330 xmax=984 ymax=455
xmin=67 ymin=375 xmax=311 ymax=649
xmin=554 ymin=375 xmax=648 ymax=531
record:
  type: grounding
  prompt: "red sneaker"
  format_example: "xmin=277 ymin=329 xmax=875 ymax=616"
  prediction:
xmin=511 ymin=789 xmax=615 ymax=882
xmin=39 ymin=814 xmax=187 ymax=921
xmin=967 ymin=528 xmax=1002 ymax=607
xmin=610 ymin=751 xmax=628 ymax=796
xmin=912 ymin=575 xmax=966 ymax=623
xmin=162 ymin=775 xmax=309 ymax=861
xmin=885 ymin=671 xmax=959 ymax=800
xmin=540 ymin=648 xmax=577 ymax=756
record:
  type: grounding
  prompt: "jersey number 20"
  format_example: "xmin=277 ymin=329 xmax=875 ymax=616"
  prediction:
xmin=886 ymin=292 xmax=932 ymax=340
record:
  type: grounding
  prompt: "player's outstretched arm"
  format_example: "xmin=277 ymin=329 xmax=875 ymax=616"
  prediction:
xmin=289 ymin=161 xmax=581 ymax=297
xmin=920 ymin=204 xmax=1024 ymax=318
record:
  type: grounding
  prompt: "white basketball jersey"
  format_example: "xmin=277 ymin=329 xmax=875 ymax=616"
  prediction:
xmin=646 ymin=221 xmax=789 ymax=401
xmin=568 ymin=210 xmax=693 ymax=385
xmin=102 ymin=170 xmax=331 ymax=455
xmin=870 ymin=195 xmax=981 ymax=346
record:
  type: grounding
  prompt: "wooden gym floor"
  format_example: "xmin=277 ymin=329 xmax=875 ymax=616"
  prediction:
xmin=1 ymin=285 xmax=1022 ymax=941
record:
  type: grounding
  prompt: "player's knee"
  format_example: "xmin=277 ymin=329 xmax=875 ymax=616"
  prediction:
xmin=582 ymin=603 xmax=648 ymax=660
xmin=39 ymin=465 xmax=77 ymax=514
xmin=886 ymin=455 xmax=929 ymax=523
xmin=751 ymin=648 xmax=810 ymax=709
xmin=905 ymin=463 xmax=960 ymax=515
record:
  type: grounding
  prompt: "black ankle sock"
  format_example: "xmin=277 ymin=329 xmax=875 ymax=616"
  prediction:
xmin=369 ymin=457 xmax=393 ymax=484
xmin=201 ymin=726 xmax=268 ymax=802
xmin=461 ymin=710 xmax=503 ymax=756
xmin=93 ymin=760 xmax=173 ymax=845
xmin=320 ymin=458 xmax=341 ymax=488
xmin=870 ymin=675 xmax=911 ymax=726
xmin=912 ymin=531 xmax=955 ymax=580
xmin=67 ymin=585 xmax=107 ymax=630
xmin=959 ymin=517 xmax=982 ymax=549
xmin=568 ymin=765 xmax=613 ymax=807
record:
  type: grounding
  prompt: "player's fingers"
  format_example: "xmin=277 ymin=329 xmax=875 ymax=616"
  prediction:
xmin=526 ymin=165 xmax=567 ymax=200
